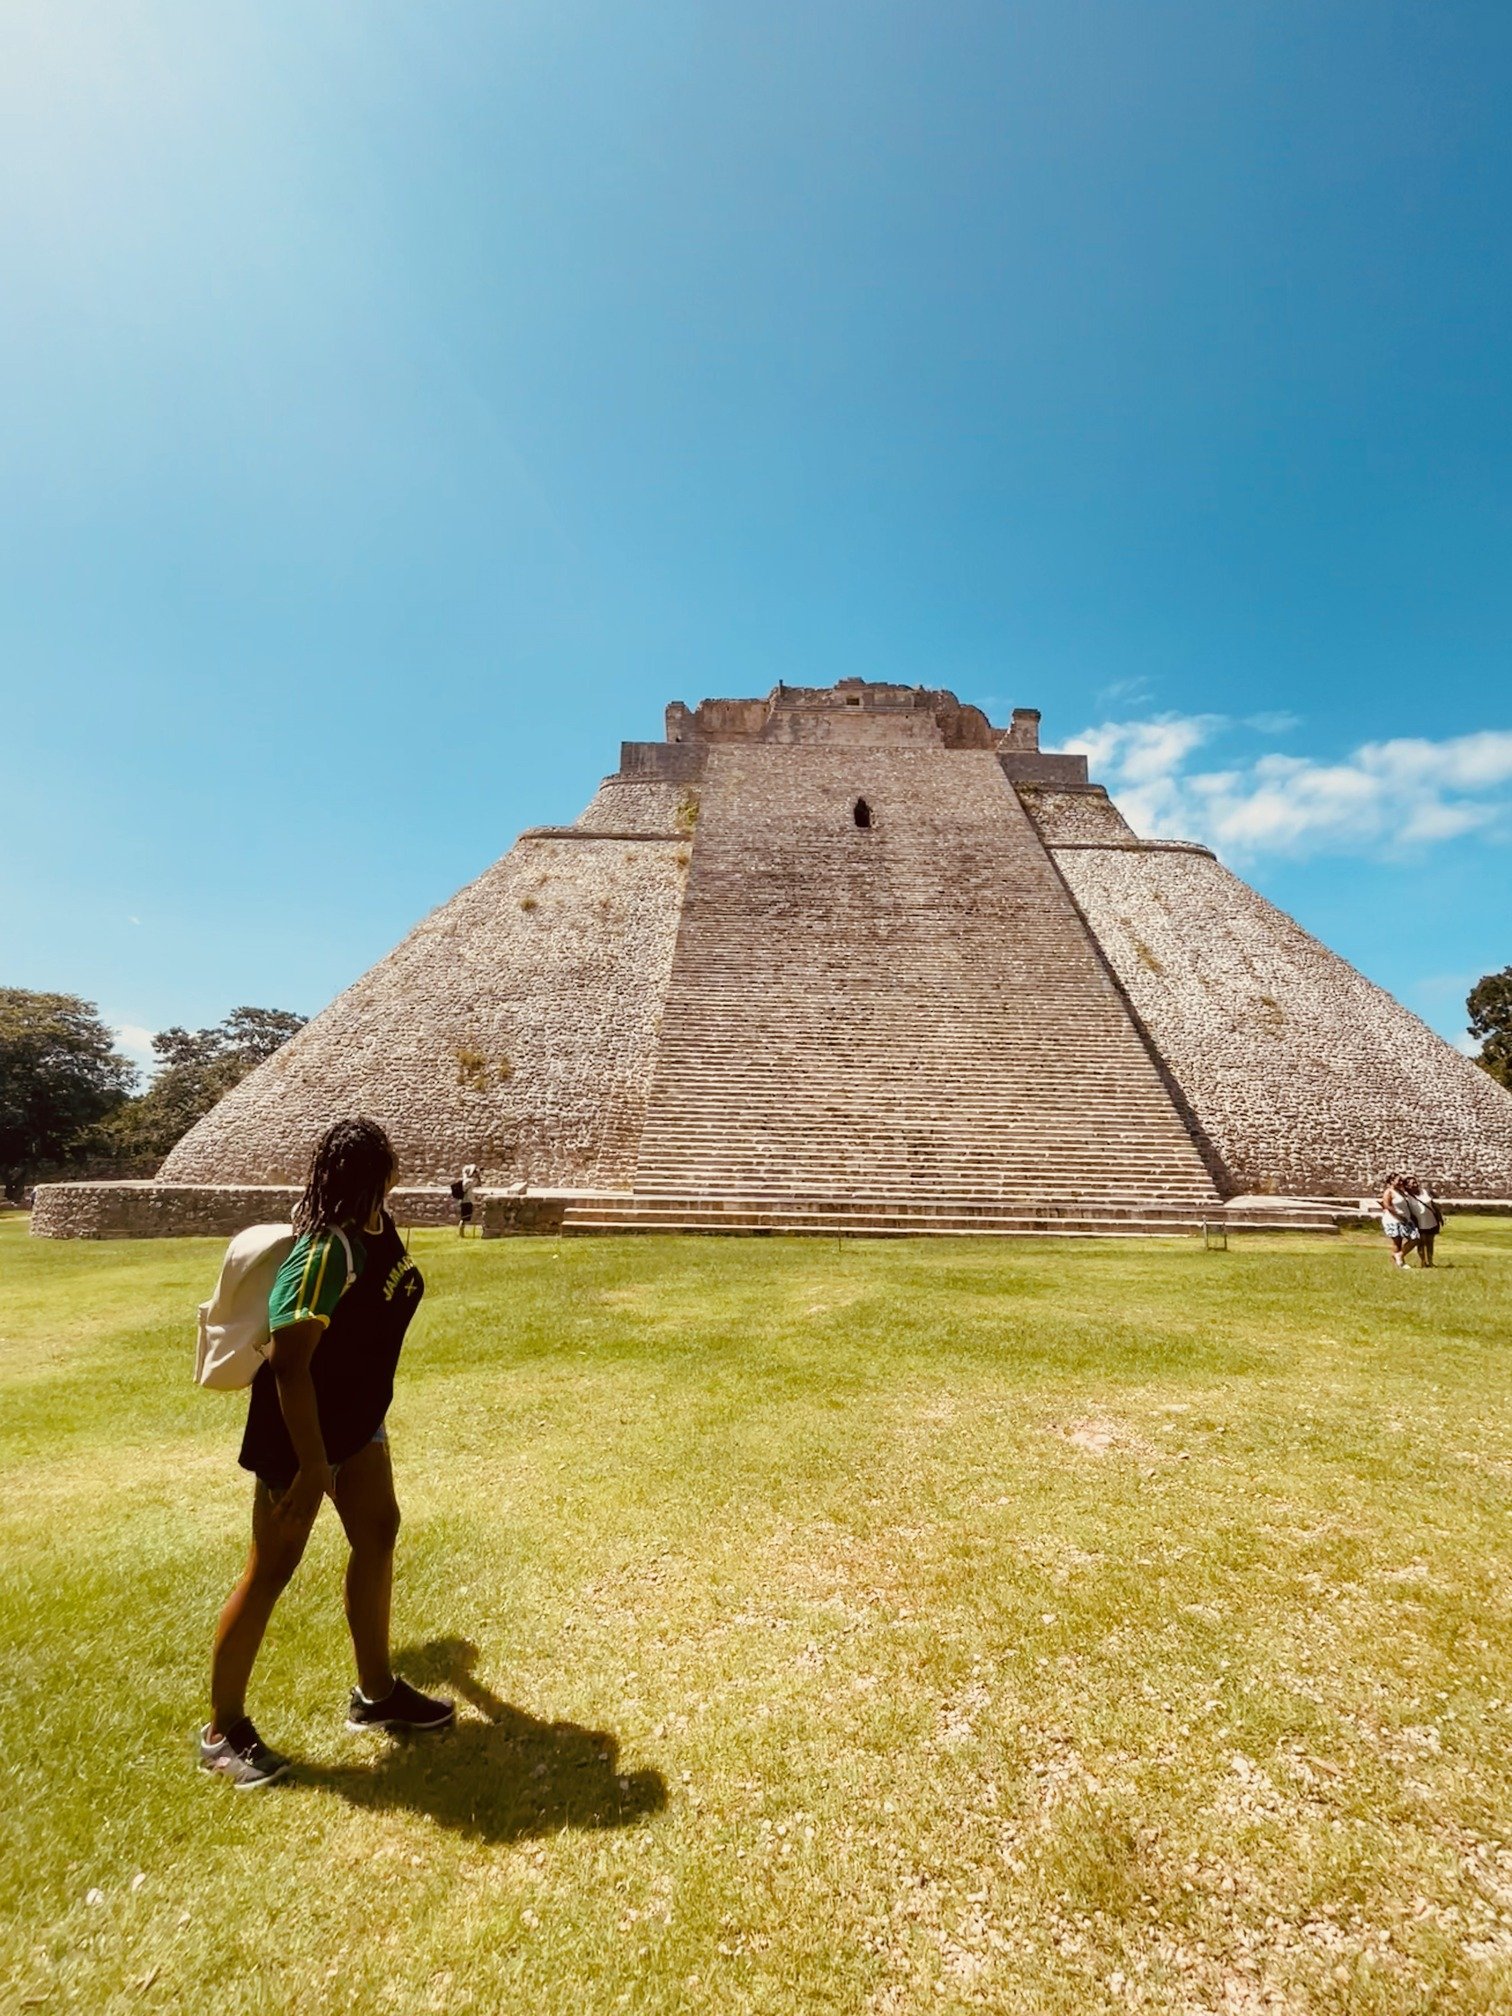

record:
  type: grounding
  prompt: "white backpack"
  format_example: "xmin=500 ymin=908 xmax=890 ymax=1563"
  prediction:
xmin=194 ymin=1223 xmax=355 ymax=1390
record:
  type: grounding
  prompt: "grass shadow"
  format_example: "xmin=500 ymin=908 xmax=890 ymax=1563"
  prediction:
xmin=296 ymin=1637 xmax=666 ymax=1843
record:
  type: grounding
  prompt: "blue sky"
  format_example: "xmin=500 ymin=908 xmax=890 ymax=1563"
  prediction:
xmin=2 ymin=1 xmax=1508 ymax=1075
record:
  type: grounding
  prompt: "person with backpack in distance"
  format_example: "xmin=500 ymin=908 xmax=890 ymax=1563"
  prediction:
xmin=200 ymin=1116 xmax=453 ymax=1788
xmin=1378 ymin=1173 xmax=1419 ymax=1269
xmin=1401 ymin=1173 xmax=1443 ymax=1267
xmin=451 ymin=1160 xmax=478 ymax=1236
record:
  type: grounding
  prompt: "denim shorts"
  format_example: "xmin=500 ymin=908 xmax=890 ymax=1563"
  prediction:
xmin=258 ymin=1422 xmax=387 ymax=1496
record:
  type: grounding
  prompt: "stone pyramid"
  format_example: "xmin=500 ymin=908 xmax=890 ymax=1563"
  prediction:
xmin=38 ymin=681 xmax=1512 ymax=1237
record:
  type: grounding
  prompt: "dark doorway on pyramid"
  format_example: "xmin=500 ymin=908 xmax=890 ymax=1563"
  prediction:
xmin=853 ymin=798 xmax=872 ymax=828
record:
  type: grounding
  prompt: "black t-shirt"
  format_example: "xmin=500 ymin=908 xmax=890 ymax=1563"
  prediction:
xmin=239 ymin=1213 xmax=425 ymax=1488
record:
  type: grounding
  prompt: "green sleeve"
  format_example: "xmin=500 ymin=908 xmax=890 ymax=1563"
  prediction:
xmin=268 ymin=1231 xmax=356 ymax=1333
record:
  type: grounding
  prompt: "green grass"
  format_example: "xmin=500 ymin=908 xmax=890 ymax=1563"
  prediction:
xmin=3 ymin=1215 xmax=1511 ymax=2014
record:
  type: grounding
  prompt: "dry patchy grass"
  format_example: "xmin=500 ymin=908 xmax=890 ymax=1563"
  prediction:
xmin=2 ymin=1216 xmax=1510 ymax=2013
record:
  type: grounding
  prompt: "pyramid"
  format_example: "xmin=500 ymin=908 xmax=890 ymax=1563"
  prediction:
xmin=36 ymin=681 xmax=1512 ymax=1237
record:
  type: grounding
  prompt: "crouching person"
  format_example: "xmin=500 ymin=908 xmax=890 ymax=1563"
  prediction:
xmin=201 ymin=1118 xmax=452 ymax=1787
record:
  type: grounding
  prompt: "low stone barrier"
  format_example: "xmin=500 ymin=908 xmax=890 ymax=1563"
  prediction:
xmin=30 ymin=1180 xmax=1509 ymax=1242
xmin=31 ymin=1182 xmax=465 ymax=1240
xmin=479 ymin=1193 xmax=568 ymax=1236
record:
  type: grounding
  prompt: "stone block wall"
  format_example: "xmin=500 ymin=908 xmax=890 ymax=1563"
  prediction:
xmin=667 ymin=683 xmax=1000 ymax=749
xmin=157 ymin=827 xmax=689 ymax=1192
xmin=31 ymin=1182 xmax=540 ymax=1239
xmin=576 ymin=778 xmax=698 ymax=832
xmin=618 ymin=741 xmax=708 ymax=782
xmin=478 ymin=1192 xmax=569 ymax=1236
xmin=32 ymin=1182 xmax=303 ymax=1239
xmin=1017 ymin=787 xmax=1137 ymax=845
xmin=1054 ymin=846 xmax=1512 ymax=1195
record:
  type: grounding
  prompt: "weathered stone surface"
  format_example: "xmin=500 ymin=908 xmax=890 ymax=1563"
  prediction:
xmin=1018 ymin=786 xmax=1137 ymax=845
xmin=157 ymin=833 xmax=688 ymax=1190
xmin=1055 ymin=845 xmax=1512 ymax=1195
xmin=667 ymin=681 xmax=1000 ymax=748
xmin=30 ymin=1184 xmax=460 ymax=1239
xmin=36 ymin=677 xmax=1512 ymax=1237
xmin=635 ymin=744 xmax=1218 ymax=1204
xmin=576 ymin=778 xmax=698 ymax=832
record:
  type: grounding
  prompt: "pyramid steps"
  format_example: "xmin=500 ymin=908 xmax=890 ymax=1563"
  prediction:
xmin=632 ymin=746 xmax=1220 ymax=1212
xmin=554 ymin=1190 xmax=1340 ymax=1239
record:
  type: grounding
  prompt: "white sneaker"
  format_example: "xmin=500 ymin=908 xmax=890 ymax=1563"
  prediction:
xmin=198 ymin=1719 xmax=291 ymax=1788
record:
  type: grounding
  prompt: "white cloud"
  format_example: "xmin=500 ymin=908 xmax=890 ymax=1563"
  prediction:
xmin=1357 ymin=731 xmax=1512 ymax=792
xmin=111 ymin=1022 xmax=156 ymax=1074
xmin=1095 ymin=674 xmax=1156 ymax=710
xmin=1242 ymin=710 xmax=1302 ymax=735
xmin=1059 ymin=716 xmax=1512 ymax=860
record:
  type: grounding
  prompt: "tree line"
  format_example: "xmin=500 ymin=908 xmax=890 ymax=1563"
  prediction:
xmin=0 ymin=990 xmax=306 ymax=1200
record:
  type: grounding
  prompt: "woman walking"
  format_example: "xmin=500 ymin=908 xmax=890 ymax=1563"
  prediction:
xmin=200 ymin=1117 xmax=453 ymax=1788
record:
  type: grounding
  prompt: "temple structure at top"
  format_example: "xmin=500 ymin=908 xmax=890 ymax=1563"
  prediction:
xmin=34 ymin=680 xmax=1512 ymax=1239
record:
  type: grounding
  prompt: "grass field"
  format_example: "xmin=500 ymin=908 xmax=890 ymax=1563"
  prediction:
xmin=3 ymin=1214 xmax=1511 ymax=2014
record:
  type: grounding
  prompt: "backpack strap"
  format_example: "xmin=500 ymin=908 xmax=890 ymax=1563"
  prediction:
xmin=331 ymin=1225 xmax=357 ymax=1292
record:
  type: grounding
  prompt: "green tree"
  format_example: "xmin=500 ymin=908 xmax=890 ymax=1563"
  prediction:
xmin=0 ymin=990 xmax=136 ymax=1198
xmin=93 ymin=1005 xmax=307 ymax=1169
xmin=221 ymin=1005 xmax=307 ymax=1062
xmin=1467 ymin=966 xmax=1512 ymax=1089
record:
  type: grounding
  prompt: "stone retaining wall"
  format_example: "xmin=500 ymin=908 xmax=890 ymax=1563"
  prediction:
xmin=30 ymin=1183 xmax=467 ymax=1240
xmin=577 ymin=778 xmax=698 ymax=832
xmin=1017 ymin=786 xmax=1137 ymax=845
xmin=478 ymin=1192 xmax=569 ymax=1236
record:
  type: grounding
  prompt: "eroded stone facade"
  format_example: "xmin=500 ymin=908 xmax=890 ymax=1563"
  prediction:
xmin=1017 ymin=786 xmax=1136 ymax=846
xmin=157 ymin=833 xmax=688 ymax=1192
xmin=32 ymin=678 xmax=1512 ymax=1235
xmin=30 ymin=1183 xmax=458 ymax=1240
xmin=633 ymin=743 xmax=1218 ymax=1204
xmin=575 ymin=778 xmax=697 ymax=833
xmin=1054 ymin=846 xmax=1512 ymax=1195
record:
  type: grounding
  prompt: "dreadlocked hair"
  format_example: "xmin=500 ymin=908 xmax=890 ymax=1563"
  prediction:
xmin=293 ymin=1117 xmax=397 ymax=1236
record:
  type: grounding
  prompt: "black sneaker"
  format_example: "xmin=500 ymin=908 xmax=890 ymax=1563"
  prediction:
xmin=346 ymin=1677 xmax=455 ymax=1732
xmin=199 ymin=1718 xmax=291 ymax=1789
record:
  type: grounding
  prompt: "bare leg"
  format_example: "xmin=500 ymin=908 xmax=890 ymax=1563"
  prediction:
xmin=210 ymin=1482 xmax=319 ymax=1737
xmin=331 ymin=1438 xmax=401 ymax=1699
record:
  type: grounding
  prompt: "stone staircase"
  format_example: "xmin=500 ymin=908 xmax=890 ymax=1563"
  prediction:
xmin=622 ymin=746 xmax=1225 ymax=1225
xmin=556 ymin=1190 xmax=1341 ymax=1238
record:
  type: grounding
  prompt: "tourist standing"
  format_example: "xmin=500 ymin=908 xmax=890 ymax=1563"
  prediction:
xmin=1401 ymin=1175 xmax=1443 ymax=1268
xmin=201 ymin=1117 xmax=453 ymax=1788
xmin=1379 ymin=1174 xmax=1419 ymax=1268
xmin=454 ymin=1161 xmax=479 ymax=1237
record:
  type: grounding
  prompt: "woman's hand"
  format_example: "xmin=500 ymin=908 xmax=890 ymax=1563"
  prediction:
xmin=274 ymin=1463 xmax=332 ymax=1529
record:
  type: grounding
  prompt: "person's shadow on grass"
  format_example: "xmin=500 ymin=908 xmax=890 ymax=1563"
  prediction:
xmin=297 ymin=1637 xmax=666 ymax=1844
